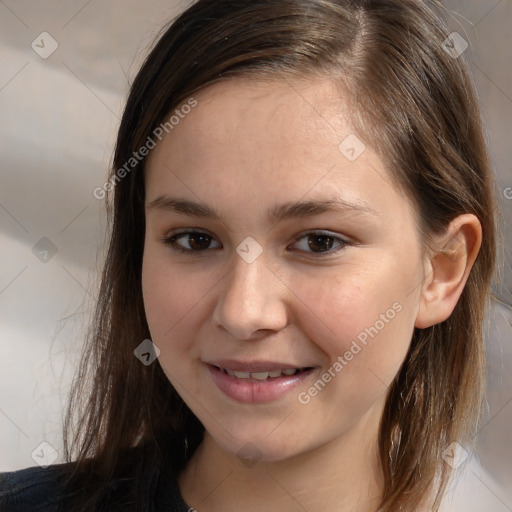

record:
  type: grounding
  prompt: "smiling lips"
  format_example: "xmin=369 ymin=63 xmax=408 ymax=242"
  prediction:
xmin=216 ymin=366 xmax=309 ymax=380
xmin=206 ymin=361 xmax=315 ymax=403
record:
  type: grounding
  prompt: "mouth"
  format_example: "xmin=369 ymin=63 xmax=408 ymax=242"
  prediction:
xmin=205 ymin=361 xmax=317 ymax=403
xmin=213 ymin=365 xmax=313 ymax=381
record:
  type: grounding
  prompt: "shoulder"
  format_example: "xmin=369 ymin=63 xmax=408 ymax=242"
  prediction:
xmin=0 ymin=453 xmax=191 ymax=512
xmin=0 ymin=463 xmax=73 ymax=512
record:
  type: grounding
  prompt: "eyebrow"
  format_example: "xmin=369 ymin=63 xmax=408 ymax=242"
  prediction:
xmin=146 ymin=196 xmax=378 ymax=223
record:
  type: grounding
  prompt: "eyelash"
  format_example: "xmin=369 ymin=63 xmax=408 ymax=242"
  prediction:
xmin=161 ymin=229 xmax=351 ymax=257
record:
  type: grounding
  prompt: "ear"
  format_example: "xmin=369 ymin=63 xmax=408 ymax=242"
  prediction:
xmin=415 ymin=214 xmax=482 ymax=329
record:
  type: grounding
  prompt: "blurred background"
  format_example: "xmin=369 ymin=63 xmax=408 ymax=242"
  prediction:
xmin=0 ymin=1 xmax=510 ymax=509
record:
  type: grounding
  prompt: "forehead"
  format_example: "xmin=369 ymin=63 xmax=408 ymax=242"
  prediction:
xmin=144 ymin=77 xmax=416 ymax=228
xmin=165 ymin=77 xmax=350 ymax=156
xmin=193 ymin=76 xmax=348 ymax=128
xmin=147 ymin=77 xmax=356 ymax=183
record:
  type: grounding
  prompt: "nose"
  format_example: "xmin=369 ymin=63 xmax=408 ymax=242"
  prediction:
xmin=212 ymin=251 xmax=289 ymax=341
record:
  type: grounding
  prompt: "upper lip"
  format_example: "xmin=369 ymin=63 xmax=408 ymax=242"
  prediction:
xmin=206 ymin=359 xmax=313 ymax=373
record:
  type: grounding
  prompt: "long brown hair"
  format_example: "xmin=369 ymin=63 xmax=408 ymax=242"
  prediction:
xmin=64 ymin=1 xmax=497 ymax=510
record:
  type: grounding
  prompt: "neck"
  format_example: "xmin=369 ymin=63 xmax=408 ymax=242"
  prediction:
xmin=178 ymin=399 xmax=386 ymax=512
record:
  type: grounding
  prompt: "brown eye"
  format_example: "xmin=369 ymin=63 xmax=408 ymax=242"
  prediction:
xmin=164 ymin=231 xmax=221 ymax=252
xmin=186 ymin=233 xmax=213 ymax=251
xmin=307 ymin=234 xmax=336 ymax=252
xmin=291 ymin=231 xmax=348 ymax=255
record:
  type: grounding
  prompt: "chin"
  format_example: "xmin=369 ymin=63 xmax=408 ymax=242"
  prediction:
xmin=206 ymin=424 xmax=309 ymax=465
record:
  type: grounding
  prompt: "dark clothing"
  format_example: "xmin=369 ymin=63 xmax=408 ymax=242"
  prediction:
xmin=0 ymin=462 xmax=192 ymax=512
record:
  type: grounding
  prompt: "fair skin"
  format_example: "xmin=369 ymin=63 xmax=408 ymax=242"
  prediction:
xmin=141 ymin=77 xmax=481 ymax=512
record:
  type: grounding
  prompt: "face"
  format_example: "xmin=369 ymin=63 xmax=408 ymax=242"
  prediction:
xmin=142 ymin=77 xmax=426 ymax=462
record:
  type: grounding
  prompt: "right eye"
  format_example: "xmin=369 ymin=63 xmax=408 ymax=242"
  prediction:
xmin=162 ymin=230 xmax=222 ymax=253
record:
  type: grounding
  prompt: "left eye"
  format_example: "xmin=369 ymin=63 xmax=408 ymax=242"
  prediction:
xmin=291 ymin=231 xmax=348 ymax=254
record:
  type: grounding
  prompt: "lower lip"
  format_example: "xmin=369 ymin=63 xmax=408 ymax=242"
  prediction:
xmin=206 ymin=364 xmax=314 ymax=403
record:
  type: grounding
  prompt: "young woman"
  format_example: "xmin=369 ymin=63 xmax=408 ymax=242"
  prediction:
xmin=0 ymin=0 xmax=497 ymax=511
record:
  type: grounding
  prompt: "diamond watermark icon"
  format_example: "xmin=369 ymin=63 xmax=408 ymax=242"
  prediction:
xmin=134 ymin=339 xmax=160 ymax=366
xmin=31 ymin=441 xmax=59 ymax=468
xmin=441 ymin=32 xmax=468 ymax=59
xmin=338 ymin=134 xmax=366 ymax=162
xmin=31 ymin=32 xmax=59 ymax=59
xmin=32 ymin=237 xmax=58 ymax=263
xmin=441 ymin=441 xmax=469 ymax=469
xmin=236 ymin=236 xmax=263 ymax=264
xmin=237 ymin=442 xmax=263 ymax=468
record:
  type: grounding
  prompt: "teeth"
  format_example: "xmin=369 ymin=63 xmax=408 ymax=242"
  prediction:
xmin=233 ymin=371 xmax=251 ymax=379
xmin=224 ymin=367 xmax=302 ymax=380
xmin=251 ymin=372 xmax=270 ymax=380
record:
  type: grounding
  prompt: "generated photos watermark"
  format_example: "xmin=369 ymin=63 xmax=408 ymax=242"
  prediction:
xmin=298 ymin=301 xmax=403 ymax=405
xmin=441 ymin=441 xmax=470 ymax=469
xmin=93 ymin=97 xmax=198 ymax=200
xmin=31 ymin=441 xmax=59 ymax=468
xmin=134 ymin=338 xmax=161 ymax=366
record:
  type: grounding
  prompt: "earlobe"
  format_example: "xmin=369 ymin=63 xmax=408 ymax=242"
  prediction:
xmin=414 ymin=214 xmax=482 ymax=329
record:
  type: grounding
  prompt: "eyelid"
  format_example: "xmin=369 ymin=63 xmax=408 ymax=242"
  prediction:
xmin=165 ymin=227 xmax=213 ymax=237
xmin=292 ymin=229 xmax=351 ymax=243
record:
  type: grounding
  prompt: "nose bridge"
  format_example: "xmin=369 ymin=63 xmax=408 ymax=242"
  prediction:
xmin=213 ymin=249 xmax=287 ymax=339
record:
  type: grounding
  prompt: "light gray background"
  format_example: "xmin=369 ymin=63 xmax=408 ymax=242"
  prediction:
xmin=0 ymin=1 xmax=511 ymax=509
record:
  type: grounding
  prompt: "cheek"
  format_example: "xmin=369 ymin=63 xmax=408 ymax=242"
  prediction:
xmin=290 ymin=260 xmax=418 ymax=400
xmin=142 ymin=250 xmax=200 ymax=345
xmin=141 ymin=247 xmax=226 ymax=370
xmin=142 ymin=255 xmax=199 ymax=396
xmin=141 ymin=249 xmax=227 ymax=410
